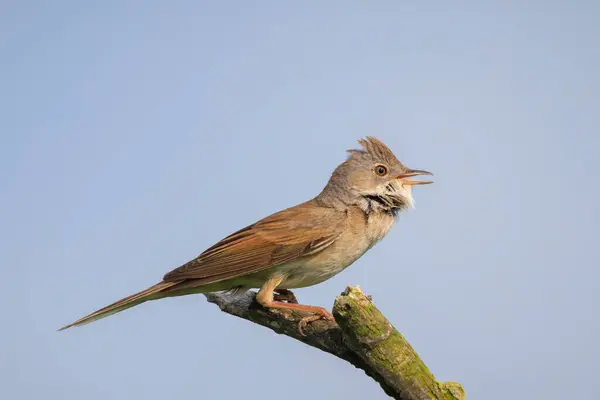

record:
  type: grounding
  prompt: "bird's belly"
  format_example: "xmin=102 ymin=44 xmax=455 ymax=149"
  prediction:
xmin=278 ymin=236 xmax=377 ymax=289
xmin=278 ymin=261 xmax=349 ymax=289
xmin=279 ymin=211 xmax=395 ymax=289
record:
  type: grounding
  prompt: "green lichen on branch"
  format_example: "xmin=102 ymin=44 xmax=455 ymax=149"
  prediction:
xmin=205 ymin=286 xmax=464 ymax=400
xmin=333 ymin=286 xmax=465 ymax=400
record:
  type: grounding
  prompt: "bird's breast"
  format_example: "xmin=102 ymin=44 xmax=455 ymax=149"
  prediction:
xmin=364 ymin=210 xmax=395 ymax=244
xmin=279 ymin=209 xmax=395 ymax=289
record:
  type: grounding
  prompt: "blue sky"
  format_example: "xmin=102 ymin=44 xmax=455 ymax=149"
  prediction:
xmin=2 ymin=2 xmax=599 ymax=399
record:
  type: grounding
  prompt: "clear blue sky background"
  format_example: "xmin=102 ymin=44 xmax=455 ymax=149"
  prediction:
xmin=2 ymin=2 xmax=599 ymax=399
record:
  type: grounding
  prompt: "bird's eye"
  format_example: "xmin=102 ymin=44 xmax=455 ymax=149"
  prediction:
xmin=374 ymin=165 xmax=388 ymax=176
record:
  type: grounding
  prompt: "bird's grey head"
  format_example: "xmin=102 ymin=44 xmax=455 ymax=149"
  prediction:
xmin=317 ymin=137 xmax=433 ymax=215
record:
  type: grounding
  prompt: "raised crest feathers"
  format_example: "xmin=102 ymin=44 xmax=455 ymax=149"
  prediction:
xmin=346 ymin=136 xmax=400 ymax=165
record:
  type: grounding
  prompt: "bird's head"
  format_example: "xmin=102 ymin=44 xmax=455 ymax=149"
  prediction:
xmin=318 ymin=137 xmax=433 ymax=214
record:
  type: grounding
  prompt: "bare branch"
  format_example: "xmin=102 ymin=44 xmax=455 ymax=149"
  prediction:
xmin=204 ymin=286 xmax=464 ymax=400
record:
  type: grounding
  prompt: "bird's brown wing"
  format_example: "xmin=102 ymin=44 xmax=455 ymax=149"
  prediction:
xmin=162 ymin=201 xmax=347 ymax=283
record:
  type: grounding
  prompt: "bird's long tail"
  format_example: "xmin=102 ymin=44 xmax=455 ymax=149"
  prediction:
xmin=57 ymin=281 xmax=179 ymax=331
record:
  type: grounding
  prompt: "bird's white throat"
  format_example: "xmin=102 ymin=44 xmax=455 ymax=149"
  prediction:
xmin=357 ymin=180 xmax=415 ymax=215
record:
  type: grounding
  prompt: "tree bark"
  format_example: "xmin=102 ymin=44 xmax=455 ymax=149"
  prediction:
xmin=204 ymin=286 xmax=464 ymax=400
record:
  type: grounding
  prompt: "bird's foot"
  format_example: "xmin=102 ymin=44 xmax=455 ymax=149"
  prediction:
xmin=297 ymin=306 xmax=334 ymax=336
xmin=257 ymin=299 xmax=334 ymax=336
xmin=273 ymin=289 xmax=298 ymax=304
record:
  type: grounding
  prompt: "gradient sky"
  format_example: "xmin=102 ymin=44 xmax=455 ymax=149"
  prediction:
xmin=2 ymin=2 xmax=599 ymax=399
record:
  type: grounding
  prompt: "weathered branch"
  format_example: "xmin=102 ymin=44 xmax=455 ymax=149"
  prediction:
xmin=204 ymin=286 xmax=464 ymax=400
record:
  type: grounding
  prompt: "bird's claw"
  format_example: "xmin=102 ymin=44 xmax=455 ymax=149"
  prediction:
xmin=298 ymin=309 xmax=334 ymax=336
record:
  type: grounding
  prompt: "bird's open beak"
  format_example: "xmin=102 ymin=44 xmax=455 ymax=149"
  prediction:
xmin=395 ymin=169 xmax=433 ymax=186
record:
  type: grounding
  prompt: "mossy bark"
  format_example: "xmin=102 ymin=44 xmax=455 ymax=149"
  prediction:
xmin=333 ymin=286 xmax=464 ymax=400
xmin=205 ymin=286 xmax=464 ymax=400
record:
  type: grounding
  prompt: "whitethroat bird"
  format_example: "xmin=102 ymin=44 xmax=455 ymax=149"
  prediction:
xmin=59 ymin=137 xmax=433 ymax=333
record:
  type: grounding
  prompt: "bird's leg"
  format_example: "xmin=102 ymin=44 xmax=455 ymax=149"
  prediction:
xmin=257 ymin=277 xmax=334 ymax=335
xmin=273 ymin=288 xmax=298 ymax=304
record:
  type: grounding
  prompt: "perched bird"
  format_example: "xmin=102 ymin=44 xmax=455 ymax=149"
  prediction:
xmin=58 ymin=137 xmax=432 ymax=332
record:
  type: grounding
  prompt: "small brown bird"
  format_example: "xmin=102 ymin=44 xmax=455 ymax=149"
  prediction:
xmin=58 ymin=137 xmax=432 ymax=332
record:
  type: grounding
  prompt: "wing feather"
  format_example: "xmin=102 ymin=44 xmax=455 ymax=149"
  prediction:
xmin=162 ymin=201 xmax=346 ymax=283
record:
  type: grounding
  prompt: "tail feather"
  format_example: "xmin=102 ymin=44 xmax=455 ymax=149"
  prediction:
xmin=58 ymin=281 xmax=178 ymax=331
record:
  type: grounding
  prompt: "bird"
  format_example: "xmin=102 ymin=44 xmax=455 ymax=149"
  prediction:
xmin=58 ymin=137 xmax=432 ymax=333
